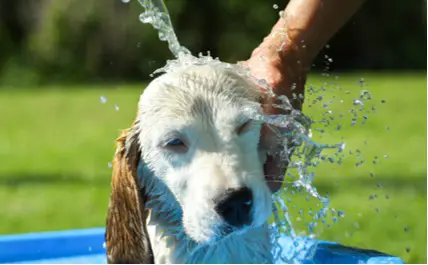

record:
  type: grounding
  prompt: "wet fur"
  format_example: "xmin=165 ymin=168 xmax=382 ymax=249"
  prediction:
xmin=106 ymin=65 xmax=273 ymax=263
xmin=105 ymin=125 xmax=154 ymax=263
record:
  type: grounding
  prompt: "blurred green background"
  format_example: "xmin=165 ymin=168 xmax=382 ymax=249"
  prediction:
xmin=0 ymin=0 xmax=426 ymax=264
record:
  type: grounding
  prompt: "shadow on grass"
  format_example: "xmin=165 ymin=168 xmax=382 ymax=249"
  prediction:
xmin=313 ymin=174 xmax=427 ymax=195
xmin=0 ymin=173 xmax=109 ymax=187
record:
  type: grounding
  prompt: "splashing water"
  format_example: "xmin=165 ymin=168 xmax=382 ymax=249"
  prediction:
xmin=131 ymin=0 xmax=383 ymax=263
xmin=137 ymin=0 xmax=190 ymax=57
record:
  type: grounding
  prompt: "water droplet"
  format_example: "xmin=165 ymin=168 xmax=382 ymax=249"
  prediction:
xmin=100 ymin=96 xmax=107 ymax=104
xmin=381 ymin=99 xmax=386 ymax=104
xmin=385 ymin=194 xmax=390 ymax=200
xmin=386 ymin=126 xmax=390 ymax=131
xmin=308 ymin=222 xmax=317 ymax=232
xmin=337 ymin=142 xmax=346 ymax=152
xmin=360 ymin=90 xmax=372 ymax=100
xmin=273 ymin=4 xmax=279 ymax=9
xmin=370 ymin=172 xmax=374 ymax=178
xmin=404 ymin=226 xmax=410 ymax=232
xmin=384 ymin=154 xmax=389 ymax=159
xmin=406 ymin=247 xmax=410 ymax=253
xmin=353 ymin=99 xmax=364 ymax=106
xmin=114 ymin=105 xmax=120 ymax=111
xmin=325 ymin=44 xmax=330 ymax=49
xmin=328 ymin=58 xmax=333 ymax=63
xmin=108 ymin=162 xmax=112 ymax=168
xmin=121 ymin=0 xmax=131 ymax=3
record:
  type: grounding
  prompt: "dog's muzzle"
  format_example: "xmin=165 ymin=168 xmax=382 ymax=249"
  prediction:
xmin=213 ymin=187 xmax=253 ymax=229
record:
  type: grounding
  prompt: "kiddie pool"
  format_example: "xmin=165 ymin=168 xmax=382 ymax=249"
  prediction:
xmin=0 ymin=227 xmax=404 ymax=264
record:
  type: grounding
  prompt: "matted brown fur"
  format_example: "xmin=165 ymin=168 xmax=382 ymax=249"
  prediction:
xmin=105 ymin=125 xmax=154 ymax=264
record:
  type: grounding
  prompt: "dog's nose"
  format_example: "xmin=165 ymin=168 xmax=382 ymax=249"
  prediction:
xmin=214 ymin=187 xmax=253 ymax=227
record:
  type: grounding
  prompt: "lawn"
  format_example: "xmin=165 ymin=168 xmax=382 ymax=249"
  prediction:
xmin=0 ymin=73 xmax=426 ymax=263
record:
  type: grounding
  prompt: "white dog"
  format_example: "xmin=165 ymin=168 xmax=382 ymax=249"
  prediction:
xmin=105 ymin=63 xmax=277 ymax=263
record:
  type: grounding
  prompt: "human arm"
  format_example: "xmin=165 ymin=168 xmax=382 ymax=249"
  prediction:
xmin=244 ymin=0 xmax=366 ymax=192
xmin=245 ymin=0 xmax=367 ymax=111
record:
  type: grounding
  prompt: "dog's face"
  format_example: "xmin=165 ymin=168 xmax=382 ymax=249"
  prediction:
xmin=137 ymin=65 xmax=272 ymax=244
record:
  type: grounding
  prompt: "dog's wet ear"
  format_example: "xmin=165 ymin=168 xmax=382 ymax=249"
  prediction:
xmin=105 ymin=121 xmax=154 ymax=264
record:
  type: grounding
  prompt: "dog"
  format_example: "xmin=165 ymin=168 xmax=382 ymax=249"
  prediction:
xmin=105 ymin=63 xmax=283 ymax=263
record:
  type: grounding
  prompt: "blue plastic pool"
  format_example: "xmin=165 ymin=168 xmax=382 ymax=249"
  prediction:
xmin=0 ymin=228 xmax=404 ymax=264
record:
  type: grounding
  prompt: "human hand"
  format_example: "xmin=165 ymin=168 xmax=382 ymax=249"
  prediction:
xmin=240 ymin=35 xmax=308 ymax=193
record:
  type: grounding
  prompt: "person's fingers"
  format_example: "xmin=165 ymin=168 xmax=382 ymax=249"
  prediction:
xmin=260 ymin=123 xmax=287 ymax=193
xmin=241 ymin=58 xmax=301 ymax=193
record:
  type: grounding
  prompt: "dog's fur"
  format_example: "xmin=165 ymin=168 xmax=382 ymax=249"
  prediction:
xmin=106 ymin=64 xmax=275 ymax=263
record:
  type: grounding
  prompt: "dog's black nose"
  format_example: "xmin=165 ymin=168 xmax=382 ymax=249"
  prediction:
xmin=214 ymin=187 xmax=253 ymax=227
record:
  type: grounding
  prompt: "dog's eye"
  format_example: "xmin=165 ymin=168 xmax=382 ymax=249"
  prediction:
xmin=165 ymin=138 xmax=188 ymax=153
xmin=237 ymin=120 xmax=252 ymax=135
xmin=167 ymin=138 xmax=184 ymax=146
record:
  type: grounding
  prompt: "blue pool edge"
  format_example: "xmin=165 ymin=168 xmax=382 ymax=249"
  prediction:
xmin=0 ymin=228 xmax=405 ymax=264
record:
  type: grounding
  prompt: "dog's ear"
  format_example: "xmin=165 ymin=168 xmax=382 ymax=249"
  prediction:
xmin=105 ymin=122 xmax=154 ymax=264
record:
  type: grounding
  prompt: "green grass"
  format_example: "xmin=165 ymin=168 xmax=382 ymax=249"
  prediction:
xmin=0 ymin=73 xmax=426 ymax=263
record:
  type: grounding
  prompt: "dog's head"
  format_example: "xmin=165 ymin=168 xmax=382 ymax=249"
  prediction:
xmin=106 ymin=64 xmax=275 ymax=262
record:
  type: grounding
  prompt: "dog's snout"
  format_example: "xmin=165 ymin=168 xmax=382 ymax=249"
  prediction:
xmin=214 ymin=187 xmax=253 ymax=227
